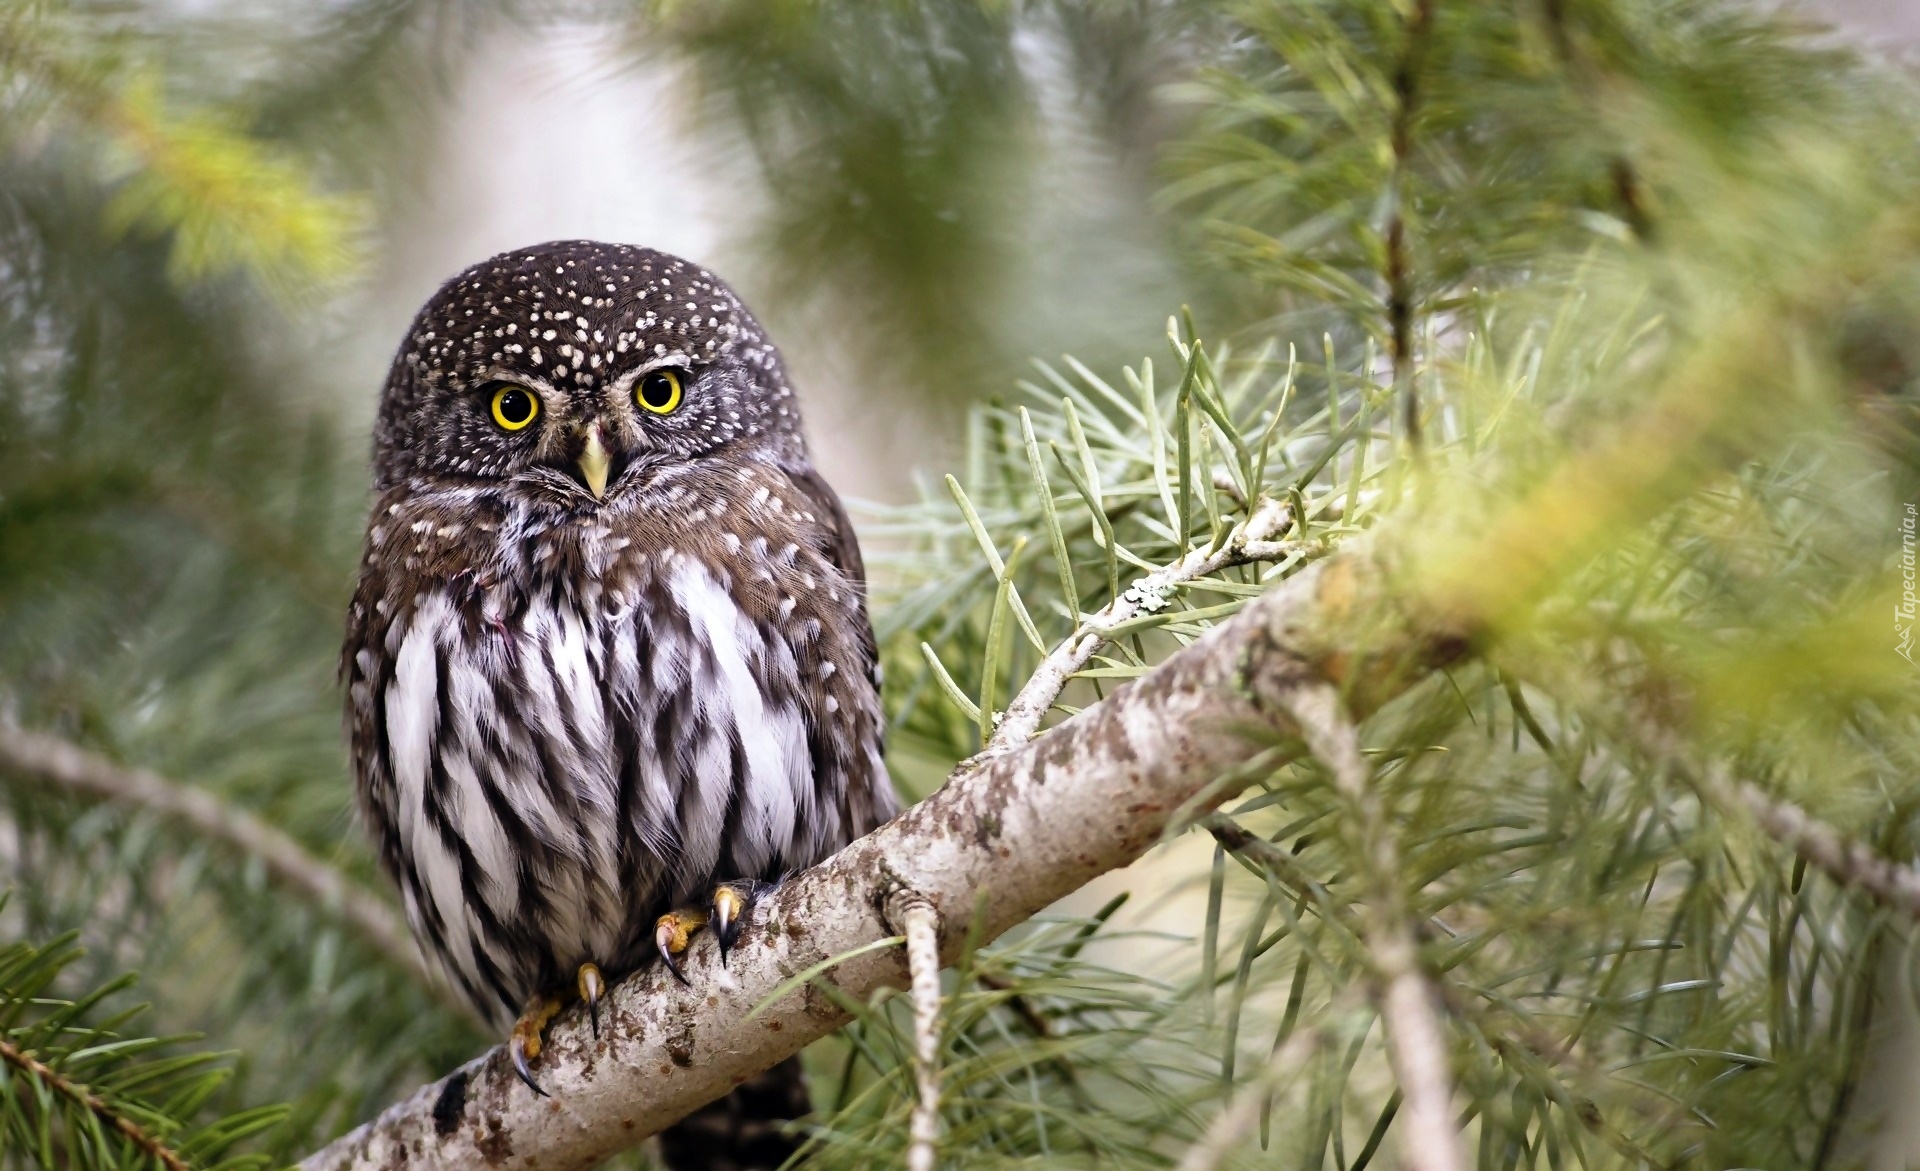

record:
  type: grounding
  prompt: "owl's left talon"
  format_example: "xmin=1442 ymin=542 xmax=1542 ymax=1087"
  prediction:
xmin=654 ymin=906 xmax=709 ymax=986
xmin=576 ymin=962 xmax=605 ymax=1039
xmin=710 ymin=880 xmax=762 ymax=967
xmin=508 ymin=995 xmax=563 ymax=1097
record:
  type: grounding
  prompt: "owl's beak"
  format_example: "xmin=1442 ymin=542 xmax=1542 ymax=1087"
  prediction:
xmin=577 ymin=427 xmax=612 ymax=500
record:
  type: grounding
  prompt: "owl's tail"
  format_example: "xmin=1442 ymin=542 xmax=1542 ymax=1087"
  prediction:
xmin=656 ymin=1056 xmax=811 ymax=1170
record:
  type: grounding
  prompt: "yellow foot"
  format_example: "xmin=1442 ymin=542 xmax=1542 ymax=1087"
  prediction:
xmin=577 ymin=962 xmax=605 ymax=1039
xmin=709 ymin=879 xmax=763 ymax=967
xmin=654 ymin=905 xmax=709 ymax=986
xmin=654 ymin=881 xmax=770 ymax=983
xmin=509 ymin=994 xmax=564 ymax=1097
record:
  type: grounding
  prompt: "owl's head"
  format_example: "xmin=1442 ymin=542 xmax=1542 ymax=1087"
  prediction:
xmin=372 ymin=241 xmax=804 ymax=500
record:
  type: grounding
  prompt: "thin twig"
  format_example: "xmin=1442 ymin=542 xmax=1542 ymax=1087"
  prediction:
xmin=0 ymin=723 xmax=463 ymax=1018
xmin=1203 ymin=814 xmax=1336 ymax=906
xmin=1386 ymin=0 xmax=1436 ymax=454
xmin=888 ymin=890 xmax=944 ymax=1171
xmin=970 ymin=969 xmax=1093 ymax=1109
xmin=1699 ymin=766 xmax=1920 ymax=918
xmin=1612 ymin=713 xmax=1920 ymax=919
xmin=0 ymin=1035 xmax=189 ymax=1171
xmin=1281 ymin=684 xmax=1466 ymax=1171
xmin=985 ymin=495 xmax=1304 ymax=754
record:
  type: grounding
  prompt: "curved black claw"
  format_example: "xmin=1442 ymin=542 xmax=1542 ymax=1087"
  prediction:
xmin=711 ymin=881 xmax=762 ymax=968
xmin=656 ymin=920 xmax=692 ymax=986
xmin=711 ymin=887 xmax=742 ymax=968
xmin=510 ymin=1036 xmax=549 ymax=1098
xmin=576 ymin=963 xmax=605 ymax=1040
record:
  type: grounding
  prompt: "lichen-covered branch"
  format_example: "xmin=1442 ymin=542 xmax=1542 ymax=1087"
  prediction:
xmin=299 ymin=539 xmax=1475 ymax=1171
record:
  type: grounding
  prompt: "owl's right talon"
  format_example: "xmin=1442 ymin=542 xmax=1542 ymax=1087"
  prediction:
xmin=654 ymin=906 xmax=709 ymax=986
xmin=576 ymin=962 xmax=605 ymax=1039
xmin=509 ymin=995 xmax=562 ymax=1097
xmin=711 ymin=880 xmax=762 ymax=967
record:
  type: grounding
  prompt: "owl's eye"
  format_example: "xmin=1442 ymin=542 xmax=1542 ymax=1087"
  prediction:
xmin=489 ymin=384 xmax=539 ymax=431
xmin=636 ymin=369 xmax=684 ymax=415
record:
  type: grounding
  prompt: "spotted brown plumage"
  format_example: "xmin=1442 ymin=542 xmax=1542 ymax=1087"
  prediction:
xmin=342 ymin=241 xmax=897 ymax=1158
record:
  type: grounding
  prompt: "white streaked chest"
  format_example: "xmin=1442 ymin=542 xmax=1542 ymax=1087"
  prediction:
xmin=378 ymin=553 xmax=814 ymax=987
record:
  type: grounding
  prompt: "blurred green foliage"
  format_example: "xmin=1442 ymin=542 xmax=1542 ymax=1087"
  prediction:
xmin=3 ymin=0 xmax=1920 ymax=1167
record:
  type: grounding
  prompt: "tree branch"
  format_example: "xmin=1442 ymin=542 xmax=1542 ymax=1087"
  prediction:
xmin=0 ymin=1035 xmax=189 ymax=1171
xmin=1386 ymin=0 xmax=1435 ymax=453
xmin=299 ymin=539 xmax=1476 ymax=1171
xmin=987 ymin=494 xmax=1304 ymax=754
xmin=1281 ymin=683 xmax=1466 ymax=1171
xmin=294 ymin=281 xmax=1814 ymax=1168
xmin=1668 ymin=754 xmax=1920 ymax=918
xmin=1718 ymin=774 xmax=1920 ymax=915
xmin=0 ymin=724 xmax=449 ymax=1011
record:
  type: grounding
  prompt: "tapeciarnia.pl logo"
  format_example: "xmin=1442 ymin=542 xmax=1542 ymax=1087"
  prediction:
xmin=1901 ymin=503 xmax=1918 ymax=664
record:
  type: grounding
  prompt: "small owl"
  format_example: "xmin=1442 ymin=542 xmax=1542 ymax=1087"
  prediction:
xmin=341 ymin=241 xmax=898 ymax=1105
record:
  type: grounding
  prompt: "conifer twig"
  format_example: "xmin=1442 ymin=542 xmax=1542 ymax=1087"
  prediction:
xmin=985 ymin=495 xmax=1303 ymax=754
xmin=1728 ymin=777 xmax=1920 ymax=914
xmin=0 ymin=1035 xmax=190 ymax=1171
xmin=1618 ymin=716 xmax=1920 ymax=918
xmin=0 ymin=723 xmax=451 ymax=1010
xmin=1385 ymin=0 xmax=1436 ymax=454
xmin=887 ymin=890 xmax=944 ymax=1171
xmin=1202 ymin=813 xmax=1335 ymax=905
xmin=1699 ymin=766 xmax=1920 ymax=917
xmin=1282 ymin=683 xmax=1466 ymax=1171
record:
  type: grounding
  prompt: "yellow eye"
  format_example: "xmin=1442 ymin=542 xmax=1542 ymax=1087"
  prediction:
xmin=636 ymin=368 xmax=684 ymax=415
xmin=490 ymin=384 xmax=539 ymax=431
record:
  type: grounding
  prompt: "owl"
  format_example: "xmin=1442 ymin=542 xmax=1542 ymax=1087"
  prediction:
xmin=341 ymin=241 xmax=899 ymax=1110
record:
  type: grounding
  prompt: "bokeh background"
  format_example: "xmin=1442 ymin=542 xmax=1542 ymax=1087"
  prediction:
xmin=7 ymin=1 xmax=1920 ymax=1167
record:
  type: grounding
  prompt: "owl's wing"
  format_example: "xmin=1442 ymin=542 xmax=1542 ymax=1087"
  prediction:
xmin=783 ymin=463 xmax=869 ymax=604
xmin=780 ymin=461 xmax=900 ymax=831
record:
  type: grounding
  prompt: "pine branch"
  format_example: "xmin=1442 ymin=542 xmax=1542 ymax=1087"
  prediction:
xmin=0 ymin=4 xmax=363 ymax=296
xmin=1386 ymin=0 xmax=1435 ymax=453
xmin=298 ymin=538 xmax=1476 ymax=1171
xmin=0 ymin=929 xmax=290 ymax=1170
xmin=1625 ymin=724 xmax=1920 ymax=919
xmin=985 ymin=493 xmax=1305 ymax=754
xmin=1282 ymin=682 xmax=1466 ymax=1171
xmin=298 ymin=271 xmax=1822 ymax=1166
xmin=0 ymin=724 xmax=452 ymax=1012
xmin=1714 ymin=773 xmax=1920 ymax=916
xmin=0 ymin=1035 xmax=190 ymax=1171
